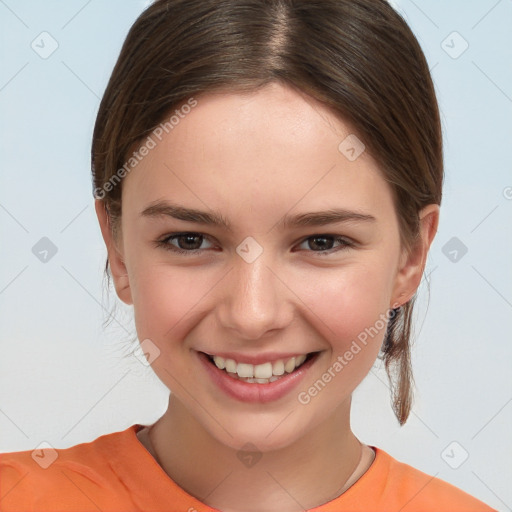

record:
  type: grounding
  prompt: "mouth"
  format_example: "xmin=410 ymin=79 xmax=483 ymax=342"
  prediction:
xmin=204 ymin=352 xmax=315 ymax=384
xmin=197 ymin=350 xmax=320 ymax=403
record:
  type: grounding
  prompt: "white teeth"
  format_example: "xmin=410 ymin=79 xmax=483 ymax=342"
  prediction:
xmin=272 ymin=360 xmax=285 ymax=376
xmin=237 ymin=363 xmax=254 ymax=378
xmin=295 ymin=354 xmax=307 ymax=366
xmin=213 ymin=355 xmax=225 ymax=370
xmin=284 ymin=357 xmax=296 ymax=373
xmin=254 ymin=362 xmax=273 ymax=379
xmin=225 ymin=359 xmax=236 ymax=373
xmin=211 ymin=353 xmax=310 ymax=381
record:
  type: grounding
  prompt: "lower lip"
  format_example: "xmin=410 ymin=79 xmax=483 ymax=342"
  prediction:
xmin=198 ymin=351 xmax=319 ymax=403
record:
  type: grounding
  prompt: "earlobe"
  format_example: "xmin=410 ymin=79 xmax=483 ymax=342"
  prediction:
xmin=94 ymin=200 xmax=133 ymax=305
xmin=391 ymin=204 xmax=440 ymax=307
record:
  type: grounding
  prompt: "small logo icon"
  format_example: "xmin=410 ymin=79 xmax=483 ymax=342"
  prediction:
xmin=32 ymin=237 xmax=58 ymax=263
xmin=441 ymin=441 xmax=469 ymax=469
xmin=237 ymin=442 xmax=262 ymax=468
xmin=31 ymin=32 xmax=59 ymax=59
xmin=31 ymin=442 xmax=58 ymax=469
xmin=442 ymin=237 xmax=468 ymax=263
xmin=133 ymin=338 xmax=161 ymax=366
xmin=503 ymin=186 xmax=512 ymax=200
xmin=441 ymin=31 xmax=469 ymax=59
xmin=236 ymin=236 xmax=263 ymax=263
xmin=338 ymin=134 xmax=365 ymax=161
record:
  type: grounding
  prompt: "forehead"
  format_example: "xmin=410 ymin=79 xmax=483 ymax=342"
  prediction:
xmin=122 ymin=83 xmax=395 ymax=225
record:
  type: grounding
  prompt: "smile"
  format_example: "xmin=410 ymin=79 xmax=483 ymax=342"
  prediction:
xmin=207 ymin=354 xmax=308 ymax=383
xmin=199 ymin=351 xmax=319 ymax=402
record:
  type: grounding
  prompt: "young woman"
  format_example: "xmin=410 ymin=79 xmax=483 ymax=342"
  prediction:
xmin=0 ymin=0 xmax=496 ymax=510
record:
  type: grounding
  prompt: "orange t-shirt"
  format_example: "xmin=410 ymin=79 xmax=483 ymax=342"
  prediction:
xmin=0 ymin=424 xmax=495 ymax=512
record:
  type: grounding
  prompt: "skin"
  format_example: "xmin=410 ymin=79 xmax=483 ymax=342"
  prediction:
xmin=96 ymin=82 xmax=439 ymax=512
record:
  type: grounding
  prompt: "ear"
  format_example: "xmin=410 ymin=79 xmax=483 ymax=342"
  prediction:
xmin=391 ymin=204 xmax=440 ymax=307
xmin=94 ymin=200 xmax=133 ymax=305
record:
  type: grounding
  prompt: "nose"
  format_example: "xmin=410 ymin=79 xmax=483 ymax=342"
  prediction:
xmin=215 ymin=254 xmax=293 ymax=341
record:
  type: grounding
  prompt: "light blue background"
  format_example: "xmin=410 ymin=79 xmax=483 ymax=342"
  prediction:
xmin=1 ymin=1 xmax=511 ymax=509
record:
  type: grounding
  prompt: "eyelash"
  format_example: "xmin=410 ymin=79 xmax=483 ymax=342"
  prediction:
xmin=154 ymin=232 xmax=355 ymax=256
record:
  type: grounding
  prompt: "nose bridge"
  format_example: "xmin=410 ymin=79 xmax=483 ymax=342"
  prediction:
xmin=217 ymin=250 xmax=290 ymax=340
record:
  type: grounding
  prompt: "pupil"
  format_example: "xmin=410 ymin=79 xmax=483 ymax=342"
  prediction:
xmin=310 ymin=236 xmax=333 ymax=251
xmin=180 ymin=234 xmax=202 ymax=250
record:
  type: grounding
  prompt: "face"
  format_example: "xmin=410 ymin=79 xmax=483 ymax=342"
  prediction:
xmin=98 ymin=83 xmax=433 ymax=451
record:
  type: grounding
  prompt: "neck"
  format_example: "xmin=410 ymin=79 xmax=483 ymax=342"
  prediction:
xmin=144 ymin=395 xmax=370 ymax=512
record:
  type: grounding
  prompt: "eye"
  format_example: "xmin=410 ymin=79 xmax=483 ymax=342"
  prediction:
xmin=296 ymin=235 xmax=354 ymax=254
xmin=155 ymin=232 xmax=354 ymax=256
xmin=156 ymin=232 xmax=215 ymax=253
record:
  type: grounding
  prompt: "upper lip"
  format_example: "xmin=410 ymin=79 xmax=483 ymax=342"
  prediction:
xmin=199 ymin=350 xmax=318 ymax=365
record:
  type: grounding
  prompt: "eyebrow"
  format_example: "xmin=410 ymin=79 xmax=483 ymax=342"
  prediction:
xmin=140 ymin=200 xmax=376 ymax=230
xmin=280 ymin=209 xmax=376 ymax=229
xmin=141 ymin=201 xmax=231 ymax=229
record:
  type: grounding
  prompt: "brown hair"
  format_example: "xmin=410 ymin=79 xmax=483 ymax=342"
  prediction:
xmin=91 ymin=0 xmax=443 ymax=425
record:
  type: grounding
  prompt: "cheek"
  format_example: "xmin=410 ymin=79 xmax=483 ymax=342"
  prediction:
xmin=292 ymin=259 xmax=395 ymax=353
xmin=291 ymin=263 xmax=395 ymax=411
xmin=130 ymin=265 xmax=214 ymax=349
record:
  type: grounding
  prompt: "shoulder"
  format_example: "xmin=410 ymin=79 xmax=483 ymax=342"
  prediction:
xmin=0 ymin=425 xmax=141 ymax=512
xmin=371 ymin=447 xmax=496 ymax=512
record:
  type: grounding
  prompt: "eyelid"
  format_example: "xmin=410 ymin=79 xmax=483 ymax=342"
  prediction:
xmin=155 ymin=231 xmax=356 ymax=256
xmin=156 ymin=232 xmax=217 ymax=253
xmin=294 ymin=234 xmax=356 ymax=253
